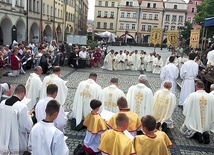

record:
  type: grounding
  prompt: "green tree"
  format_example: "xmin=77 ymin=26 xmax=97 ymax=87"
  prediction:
xmin=180 ymin=22 xmax=193 ymax=40
xmin=194 ymin=0 xmax=214 ymax=25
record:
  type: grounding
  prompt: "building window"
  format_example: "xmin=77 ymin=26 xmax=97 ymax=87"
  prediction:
xmin=47 ymin=5 xmax=49 ymax=15
xmin=149 ymin=14 xmax=153 ymax=20
xmin=110 ymin=12 xmax=114 ymax=18
xmin=20 ymin=0 xmax=22 ymax=6
xmin=58 ymin=9 xmax=60 ymax=17
xmin=104 ymin=22 xmax=107 ymax=29
xmin=164 ymin=25 xmax=169 ymax=32
xmin=120 ymin=23 xmax=124 ymax=29
xmin=97 ymin=11 xmax=101 ymax=17
xmin=195 ymin=2 xmax=198 ymax=5
xmin=153 ymin=25 xmax=157 ymax=28
xmin=126 ymin=24 xmax=130 ymax=30
xmin=61 ymin=10 xmax=62 ymax=18
xmin=126 ymin=1 xmax=129 ymax=6
xmin=33 ymin=0 xmax=35 ymax=11
xmin=105 ymin=1 xmax=108 ymax=7
xmin=165 ymin=15 xmax=170 ymax=21
xmin=141 ymin=25 xmax=146 ymax=31
xmin=133 ymin=13 xmax=136 ymax=18
xmin=131 ymin=24 xmax=135 ymax=30
xmin=110 ymin=23 xmax=113 ymax=29
xmin=111 ymin=2 xmax=115 ymax=7
xmin=174 ymin=5 xmax=177 ymax=9
xmin=192 ymin=18 xmax=195 ymax=24
xmin=127 ymin=13 xmax=131 ymax=18
xmin=172 ymin=15 xmax=177 ymax=22
xmin=43 ymin=3 xmax=45 ymax=14
xmin=154 ymin=14 xmax=158 ymax=20
xmin=187 ymin=17 xmax=192 ymax=23
xmin=192 ymin=8 xmax=195 ymax=13
xmin=171 ymin=26 xmax=176 ymax=30
xmin=143 ymin=13 xmax=147 ymax=19
xmin=36 ymin=1 xmax=39 ymax=12
xmin=51 ymin=7 xmax=53 ymax=16
xmin=98 ymin=1 xmax=102 ymax=6
xmin=147 ymin=3 xmax=150 ymax=8
xmin=178 ymin=16 xmax=183 ymax=22
xmin=153 ymin=3 xmax=156 ymax=8
xmin=121 ymin=12 xmax=125 ymax=18
xmin=148 ymin=25 xmax=151 ymax=31
xmin=29 ymin=0 xmax=32 ymax=11
xmin=104 ymin=11 xmax=108 ymax=18
xmin=97 ymin=22 xmax=100 ymax=28
xmin=130 ymin=2 xmax=133 ymax=6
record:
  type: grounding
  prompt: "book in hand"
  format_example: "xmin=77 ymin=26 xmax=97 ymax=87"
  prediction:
xmin=100 ymin=110 xmax=115 ymax=121
xmin=124 ymin=130 xmax=134 ymax=140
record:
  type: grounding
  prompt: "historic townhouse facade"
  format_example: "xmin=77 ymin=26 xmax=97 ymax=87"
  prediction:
xmin=0 ymin=0 xmax=88 ymax=45
xmin=186 ymin=0 xmax=203 ymax=30
xmin=163 ymin=0 xmax=187 ymax=38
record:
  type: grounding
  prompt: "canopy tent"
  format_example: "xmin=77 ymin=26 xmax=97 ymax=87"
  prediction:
xmin=95 ymin=31 xmax=117 ymax=42
xmin=204 ymin=17 xmax=214 ymax=27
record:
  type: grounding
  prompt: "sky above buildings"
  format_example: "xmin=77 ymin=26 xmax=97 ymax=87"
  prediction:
xmin=88 ymin=0 xmax=190 ymax=20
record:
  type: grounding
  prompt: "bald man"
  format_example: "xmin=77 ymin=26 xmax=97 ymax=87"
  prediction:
xmin=209 ymin=84 xmax=214 ymax=96
xmin=153 ymin=81 xmax=176 ymax=133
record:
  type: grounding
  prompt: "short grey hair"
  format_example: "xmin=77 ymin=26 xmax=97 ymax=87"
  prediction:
xmin=210 ymin=84 xmax=214 ymax=90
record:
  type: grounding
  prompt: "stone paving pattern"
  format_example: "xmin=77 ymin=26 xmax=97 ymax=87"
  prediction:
xmin=0 ymin=47 xmax=213 ymax=155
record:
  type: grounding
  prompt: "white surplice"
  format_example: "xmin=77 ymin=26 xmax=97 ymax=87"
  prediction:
xmin=180 ymin=90 xmax=214 ymax=138
xmin=179 ymin=60 xmax=198 ymax=105
xmin=153 ymin=58 xmax=163 ymax=74
xmin=153 ymin=89 xmax=176 ymax=128
xmin=99 ymin=85 xmax=125 ymax=113
xmin=126 ymin=83 xmax=154 ymax=118
xmin=28 ymin=121 xmax=69 ymax=155
xmin=72 ymin=79 xmax=102 ymax=126
xmin=130 ymin=53 xmax=141 ymax=70
xmin=140 ymin=54 xmax=146 ymax=70
xmin=40 ymin=74 xmax=68 ymax=105
xmin=35 ymin=97 xmax=67 ymax=132
xmin=177 ymin=57 xmax=187 ymax=70
xmin=103 ymin=53 xmax=115 ymax=70
xmin=0 ymin=100 xmax=33 ymax=155
xmin=115 ymin=54 xmax=125 ymax=70
xmin=160 ymin=63 xmax=179 ymax=94
xmin=124 ymin=55 xmax=131 ymax=70
xmin=207 ymin=50 xmax=214 ymax=66
xmin=146 ymin=55 xmax=155 ymax=72
xmin=25 ymin=73 xmax=43 ymax=110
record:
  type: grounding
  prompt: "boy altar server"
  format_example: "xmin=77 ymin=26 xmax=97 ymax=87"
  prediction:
xmin=134 ymin=115 xmax=169 ymax=155
xmin=107 ymin=97 xmax=141 ymax=136
xmin=83 ymin=99 xmax=107 ymax=154
xmin=98 ymin=113 xmax=136 ymax=155
xmin=29 ymin=100 xmax=69 ymax=155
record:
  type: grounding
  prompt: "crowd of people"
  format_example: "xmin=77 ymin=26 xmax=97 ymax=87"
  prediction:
xmin=0 ymin=39 xmax=214 ymax=154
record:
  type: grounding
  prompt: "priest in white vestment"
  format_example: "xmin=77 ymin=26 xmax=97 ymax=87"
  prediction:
xmin=160 ymin=56 xmax=179 ymax=94
xmin=103 ymin=50 xmax=115 ymax=70
xmin=146 ymin=53 xmax=155 ymax=72
xmin=25 ymin=66 xmax=43 ymax=110
xmin=124 ymin=51 xmax=131 ymax=70
xmin=153 ymin=81 xmax=176 ymax=132
xmin=140 ymin=51 xmax=146 ymax=71
xmin=115 ymin=50 xmax=125 ymax=70
xmin=179 ymin=53 xmax=198 ymax=106
xmin=126 ymin=74 xmax=154 ymax=118
xmin=153 ymin=55 xmax=163 ymax=74
xmin=130 ymin=50 xmax=141 ymax=70
xmin=180 ymin=81 xmax=214 ymax=144
xmin=0 ymin=83 xmax=13 ymax=102
xmin=40 ymin=66 xmax=68 ymax=105
xmin=72 ymin=73 xmax=102 ymax=126
xmin=29 ymin=100 xmax=69 ymax=155
xmin=177 ymin=53 xmax=187 ymax=70
xmin=36 ymin=84 xmax=67 ymax=132
xmin=0 ymin=84 xmax=33 ymax=155
xmin=99 ymin=78 xmax=125 ymax=113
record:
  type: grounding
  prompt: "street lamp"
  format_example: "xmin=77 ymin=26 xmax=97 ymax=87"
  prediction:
xmin=137 ymin=0 xmax=142 ymax=44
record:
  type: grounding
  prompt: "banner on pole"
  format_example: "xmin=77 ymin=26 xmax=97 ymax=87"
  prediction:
xmin=189 ymin=30 xmax=200 ymax=48
xmin=149 ymin=28 xmax=163 ymax=45
xmin=167 ymin=30 xmax=179 ymax=47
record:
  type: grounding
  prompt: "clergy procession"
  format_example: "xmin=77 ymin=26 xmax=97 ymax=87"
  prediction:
xmin=0 ymin=42 xmax=214 ymax=155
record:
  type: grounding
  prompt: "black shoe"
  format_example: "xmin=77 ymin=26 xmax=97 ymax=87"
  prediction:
xmin=156 ymin=122 xmax=161 ymax=130
xmin=161 ymin=122 xmax=168 ymax=133
xmin=198 ymin=133 xmax=204 ymax=144
xmin=203 ymin=132 xmax=210 ymax=144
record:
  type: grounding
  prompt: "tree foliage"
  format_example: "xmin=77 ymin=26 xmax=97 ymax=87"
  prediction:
xmin=181 ymin=22 xmax=193 ymax=40
xmin=194 ymin=0 xmax=214 ymax=25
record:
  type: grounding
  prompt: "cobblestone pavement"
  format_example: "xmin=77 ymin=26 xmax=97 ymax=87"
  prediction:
xmin=0 ymin=47 xmax=213 ymax=155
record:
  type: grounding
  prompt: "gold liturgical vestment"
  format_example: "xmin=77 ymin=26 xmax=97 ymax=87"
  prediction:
xmin=154 ymin=129 xmax=172 ymax=147
xmin=134 ymin=134 xmax=169 ymax=155
xmin=98 ymin=129 xmax=135 ymax=155
xmin=83 ymin=113 xmax=107 ymax=134
xmin=107 ymin=110 xmax=141 ymax=132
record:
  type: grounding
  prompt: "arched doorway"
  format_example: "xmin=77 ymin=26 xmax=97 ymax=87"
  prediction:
xmin=56 ymin=26 xmax=62 ymax=42
xmin=43 ymin=25 xmax=52 ymax=43
xmin=30 ymin=23 xmax=39 ymax=43
xmin=16 ymin=19 xmax=25 ymax=43
xmin=70 ymin=27 xmax=73 ymax=35
xmin=64 ymin=26 xmax=69 ymax=41
xmin=0 ymin=18 xmax=13 ymax=45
